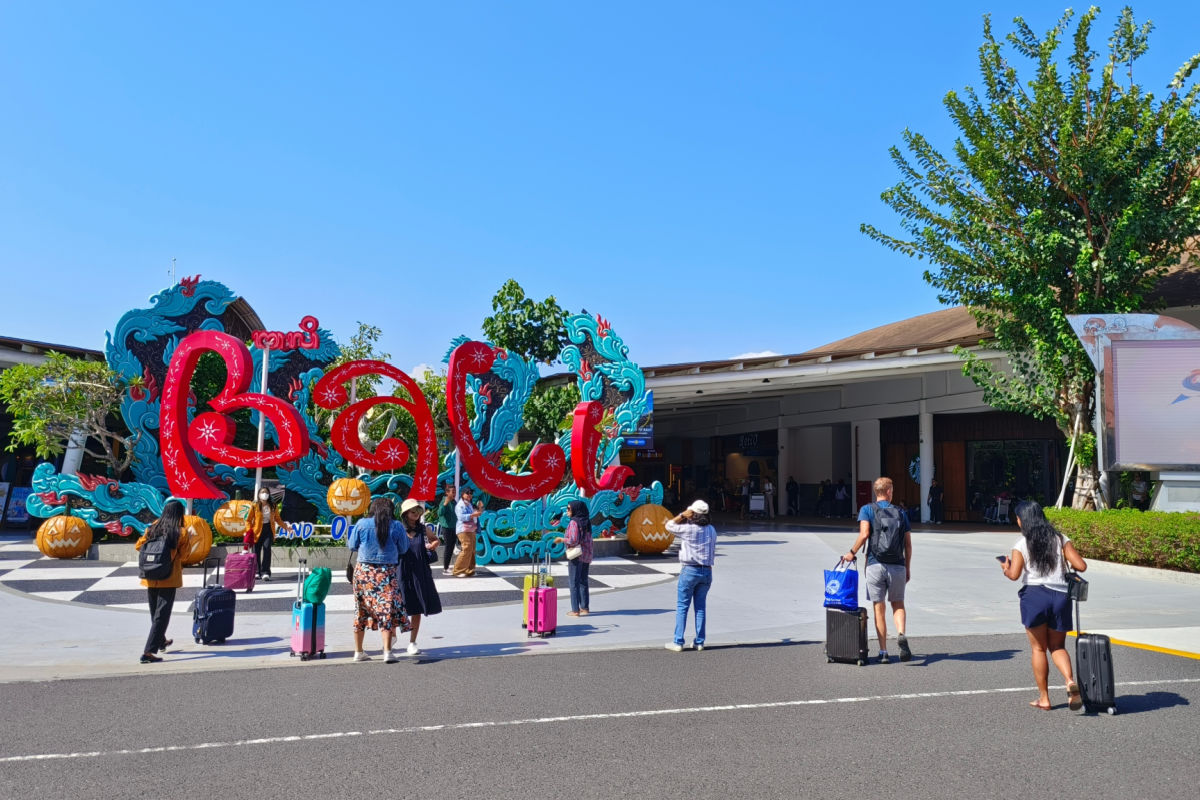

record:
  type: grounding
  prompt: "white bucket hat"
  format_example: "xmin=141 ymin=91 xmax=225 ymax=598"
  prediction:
xmin=687 ymin=500 xmax=709 ymax=515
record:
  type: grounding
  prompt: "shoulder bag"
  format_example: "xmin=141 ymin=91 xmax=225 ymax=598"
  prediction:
xmin=1063 ymin=544 xmax=1088 ymax=601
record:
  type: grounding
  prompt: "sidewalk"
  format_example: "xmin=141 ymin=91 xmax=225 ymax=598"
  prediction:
xmin=2 ymin=523 xmax=1199 ymax=682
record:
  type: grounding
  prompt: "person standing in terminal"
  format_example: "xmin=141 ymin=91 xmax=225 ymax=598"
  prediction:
xmin=437 ymin=483 xmax=457 ymax=575
xmin=1000 ymin=500 xmax=1087 ymax=711
xmin=763 ymin=477 xmax=776 ymax=519
xmin=786 ymin=476 xmax=799 ymax=516
xmin=665 ymin=500 xmax=717 ymax=652
xmin=453 ymin=487 xmax=482 ymax=577
xmin=927 ymin=479 xmax=944 ymax=525
xmin=554 ymin=499 xmax=594 ymax=617
xmin=134 ymin=499 xmax=184 ymax=664
xmin=844 ymin=477 xmax=913 ymax=663
xmin=347 ymin=496 xmax=409 ymax=662
xmin=252 ymin=487 xmax=283 ymax=581
xmin=397 ymin=498 xmax=442 ymax=656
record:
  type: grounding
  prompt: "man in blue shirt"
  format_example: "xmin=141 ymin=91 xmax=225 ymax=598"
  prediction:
xmin=844 ymin=477 xmax=913 ymax=663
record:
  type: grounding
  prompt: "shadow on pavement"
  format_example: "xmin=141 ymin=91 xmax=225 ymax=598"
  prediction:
xmin=593 ymin=608 xmax=672 ymax=617
xmin=1100 ymin=691 xmax=1190 ymax=715
xmin=717 ymin=540 xmax=787 ymax=546
xmin=914 ymin=649 xmax=1021 ymax=665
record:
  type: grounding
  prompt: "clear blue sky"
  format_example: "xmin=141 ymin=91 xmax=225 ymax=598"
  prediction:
xmin=3 ymin=2 xmax=1198 ymax=374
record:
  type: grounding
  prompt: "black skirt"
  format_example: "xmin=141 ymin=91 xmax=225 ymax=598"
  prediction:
xmin=398 ymin=539 xmax=443 ymax=616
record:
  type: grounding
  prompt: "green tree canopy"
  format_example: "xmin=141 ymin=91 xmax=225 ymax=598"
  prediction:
xmin=481 ymin=279 xmax=571 ymax=366
xmin=0 ymin=352 xmax=141 ymax=475
xmin=862 ymin=6 xmax=1200 ymax=507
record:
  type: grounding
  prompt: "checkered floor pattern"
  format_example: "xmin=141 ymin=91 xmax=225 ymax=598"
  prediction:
xmin=0 ymin=540 xmax=681 ymax=613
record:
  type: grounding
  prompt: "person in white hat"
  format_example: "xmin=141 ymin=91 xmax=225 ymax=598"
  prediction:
xmin=664 ymin=499 xmax=717 ymax=652
xmin=397 ymin=498 xmax=442 ymax=656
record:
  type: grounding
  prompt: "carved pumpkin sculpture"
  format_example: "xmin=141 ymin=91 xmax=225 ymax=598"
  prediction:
xmin=212 ymin=499 xmax=256 ymax=539
xmin=327 ymin=477 xmax=370 ymax=517
xmin=626 ymin=503 xmax=674 ymax=554
xmin=179 ymin=515 xmax=214 ymax=565
xmin=36 ymin=513 xmax=93 ymax=559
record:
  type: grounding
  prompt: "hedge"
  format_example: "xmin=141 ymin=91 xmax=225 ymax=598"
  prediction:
xmin=1044 ymin=508 xmax=1200 ymax=574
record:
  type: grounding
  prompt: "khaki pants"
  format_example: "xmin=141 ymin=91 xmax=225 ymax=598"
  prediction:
xmin=453 ymin=531 xmax=476 ymax=576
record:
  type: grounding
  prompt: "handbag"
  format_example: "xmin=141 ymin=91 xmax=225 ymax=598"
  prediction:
xmin=1065 ymin=569 xmax=1089 ymax=602
xmin=565 ymin=544 xmax=583 ymax=561
xmin=425 ymin=545 xmax=438 ymax=564
xmin=823 ymin=558 xmax=859 ymax=609
xmin=345 ymin=551 xmax=357 ymax=584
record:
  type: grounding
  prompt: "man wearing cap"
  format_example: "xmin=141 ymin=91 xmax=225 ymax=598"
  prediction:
xmin=664 ymin=499 xmax=717 ymax=652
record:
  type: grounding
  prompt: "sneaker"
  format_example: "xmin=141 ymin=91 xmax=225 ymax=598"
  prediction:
xmin=353 ymin=651 xmax=371 ymax=662
xmin=384 ymin=650 xmax=398 ymax=663
xmin=878 ymin=651 xmax=891 ymax=664
xmin=406 ymin=642 xmax=421 ymax=656
xmin=898 ymin=634 xmax=912 ymax=662
xmin=664 ymin=642 xmax=684 ymax=652
xmin=694 ymin=644 xmax=705 ymax=652
xmin=262 ymin=574 xmax=271 ymax=582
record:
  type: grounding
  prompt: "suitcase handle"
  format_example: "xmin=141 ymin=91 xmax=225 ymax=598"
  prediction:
xmin=202 ymin=555 xmax=222 ymax=586
xmin=296 ymin=558 xmax=309 ymax=601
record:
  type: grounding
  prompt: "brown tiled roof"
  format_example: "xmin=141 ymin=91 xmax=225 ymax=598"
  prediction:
xmin=1150 ymin=245 xmax=1200 ymax=309
xmin=804 ymin=306 xmax=988 ymax=356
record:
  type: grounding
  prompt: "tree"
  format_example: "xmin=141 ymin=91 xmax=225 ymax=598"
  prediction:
xmin=861 ymin=7 xmax=1200 ymax=508
xmin=481 ymin=279 xmax=571 ymax=366
xmin=0 ymin=352 xmax=142 ymax=476
xmin=523 ymin=382 xmax=580 ymax=442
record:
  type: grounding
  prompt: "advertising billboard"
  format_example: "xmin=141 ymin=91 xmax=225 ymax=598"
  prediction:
xmin=1110 ymin=340 xmax=1200 ymax=469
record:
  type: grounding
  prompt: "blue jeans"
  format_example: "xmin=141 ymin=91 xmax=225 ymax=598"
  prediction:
xmin=673 ymin=565 xmax=712 ymax=646
xmin=568 ymin=559 xmax=590 ymax=613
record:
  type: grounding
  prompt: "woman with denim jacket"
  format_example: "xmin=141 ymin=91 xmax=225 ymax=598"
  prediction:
xmin=347 ymin=496 xmax=409 ymax=662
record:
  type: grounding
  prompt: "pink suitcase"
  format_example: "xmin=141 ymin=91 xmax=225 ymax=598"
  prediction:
xmin=224 ymin=550 xmax=257 ymax=592
xmin=526 ymin=552 xmax=556 ymax=637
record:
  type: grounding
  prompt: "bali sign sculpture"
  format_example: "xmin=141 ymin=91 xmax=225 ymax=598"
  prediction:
xmin=27 ymin=277 xmax=662 ymax=564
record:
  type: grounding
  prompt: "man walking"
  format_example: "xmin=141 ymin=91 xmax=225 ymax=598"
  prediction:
xmin=844 ymin=477 xmax=913 ymax=663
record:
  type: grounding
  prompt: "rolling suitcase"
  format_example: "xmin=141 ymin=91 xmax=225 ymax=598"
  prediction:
xmin=825 ymin=605 xmax=869 ymax=665
xmin=1074 ymin=595 xmax=1117 ymax=714
xmin=522 ymin=555 xmax=554 ymax=628
xmin=224 ymin=549 xmax=257 ymax=592
xmin=290 ymin=559 xmax=326 ymax=661
xmin=194 ymin=557 xmax=236 ymax=644
xmin=526 ymin=550 xmax=557 ymax=638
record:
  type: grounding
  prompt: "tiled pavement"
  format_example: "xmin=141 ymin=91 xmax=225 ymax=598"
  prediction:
xmin=0 ymin=539 xmax=681 ymax=613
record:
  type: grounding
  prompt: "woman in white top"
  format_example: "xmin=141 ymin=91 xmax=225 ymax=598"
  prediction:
xmin=1000 ymin=500 xmax=1087 ymax=711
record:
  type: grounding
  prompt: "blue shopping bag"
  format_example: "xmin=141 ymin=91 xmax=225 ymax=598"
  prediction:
xmin=823 ymin=559 xmax=858 ymax=609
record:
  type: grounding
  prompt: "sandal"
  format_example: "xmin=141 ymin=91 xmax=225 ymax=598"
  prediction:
xmin=1067 ymin=682 xmax=1083 ymax=711
xmin=1029 ymin=700 xmax=1052 ymax=711
xmin=566 ymin=611 xmax=580 ymax=617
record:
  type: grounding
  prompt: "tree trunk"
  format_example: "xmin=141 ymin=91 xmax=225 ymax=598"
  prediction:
xmin=1072 ymin=465 xmax=1098 ymax=510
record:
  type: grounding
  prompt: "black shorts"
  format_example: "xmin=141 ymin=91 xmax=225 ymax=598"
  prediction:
xmin=1018 ymin=585 xmax=1073 ymax=631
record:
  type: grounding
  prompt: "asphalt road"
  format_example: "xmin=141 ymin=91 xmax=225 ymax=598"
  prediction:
xmin=2 ymin=634 xmax=1198 ymax=800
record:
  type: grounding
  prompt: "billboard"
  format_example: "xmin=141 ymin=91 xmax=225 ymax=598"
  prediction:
xmin=1109 ymin=340 xmax=1200 ymax=469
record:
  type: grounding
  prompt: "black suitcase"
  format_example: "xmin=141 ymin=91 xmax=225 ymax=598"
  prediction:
xmin=193 ymin=557 xmax=236 ymax=644
xmin=1074 ymin=597 xmax=1117 ymax=714
xmin=825 ymin=606 xmax=869 ymax=665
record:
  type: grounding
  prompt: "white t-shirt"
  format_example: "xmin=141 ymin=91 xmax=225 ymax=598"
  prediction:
xmin=1012 ymin=534 xmax=1070 ymax=591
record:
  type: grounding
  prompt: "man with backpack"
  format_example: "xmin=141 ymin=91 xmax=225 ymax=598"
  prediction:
xmin=843 ymin=476 xmax=913 ymax=663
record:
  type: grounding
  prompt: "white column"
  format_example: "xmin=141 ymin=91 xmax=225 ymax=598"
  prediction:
xmin=253 ymin=347 xmax=271 ymax=497
xmin=919 ymin=404 xmax=933 ymax=523
xmin=61 ymin=431 xmax=87 ymax=476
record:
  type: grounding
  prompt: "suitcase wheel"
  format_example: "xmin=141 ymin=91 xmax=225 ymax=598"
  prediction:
xmin=246 ymin=587 xmax=253 ymax=593
xmin=318 ymin=652 xmax=326 ymax=659
xmin=856 ymin=659 xmax=865 ymax=666
xmin=827 ymin=656 xmax=834 ymax=663
xmin=289 ymin=652 xmax=296 ymax=658
xmin=300 ymin=653 xmax=310 ymax=662
xmin=1107 ymin=706 xmax=1117 ymax=715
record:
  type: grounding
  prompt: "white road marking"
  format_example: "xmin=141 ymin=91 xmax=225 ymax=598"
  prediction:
xmin=3 ymin=677 xmax=1198 ymax=764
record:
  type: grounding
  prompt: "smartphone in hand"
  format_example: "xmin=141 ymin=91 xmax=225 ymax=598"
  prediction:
xmin=995 ymin=555 xmax=1007 ymax=563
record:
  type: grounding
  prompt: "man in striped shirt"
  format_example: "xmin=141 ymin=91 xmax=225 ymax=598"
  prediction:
xmin=664 ymin=500 xmax=717 ymax=652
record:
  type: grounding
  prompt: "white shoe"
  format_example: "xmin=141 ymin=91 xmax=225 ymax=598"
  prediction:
xmin=406 ymin=642 xmax=421 ymax=656
xmin=384 ymin=649 xmax=398 ymax=663
xmin=353 ymin=651 xmax=370 ymax=662
xmin=664 ymin=642 xmax=684 ymax=652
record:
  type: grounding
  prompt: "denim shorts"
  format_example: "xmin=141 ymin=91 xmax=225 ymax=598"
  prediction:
xmin=1018 ymin=585 xmax=1073 ymax=631
xmin=865 ymin=562 xmax=906 ymax=602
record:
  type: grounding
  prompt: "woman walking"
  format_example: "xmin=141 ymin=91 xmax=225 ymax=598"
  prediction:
xmin=554 ymin=499 xmax=593 ymax=617
xmin=1000 ymin=500 xmax=1087 ymax=710
xmin=397 ymin=498 xmax=443 ymax=656
xmin=347 ymin=496 xmax=409 ymax=663
xmin=664 ymin=500 xmax=717 ymax=652
xmin=134 ymin=499 xmax=185 ymax=664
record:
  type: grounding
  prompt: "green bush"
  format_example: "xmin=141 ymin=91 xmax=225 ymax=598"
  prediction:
xmin=1045 ymin=508 xmax=1200 ymax=573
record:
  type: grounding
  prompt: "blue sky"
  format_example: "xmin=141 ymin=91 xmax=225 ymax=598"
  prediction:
xmin=2 ymin=2 xmax=1198 ymax=375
